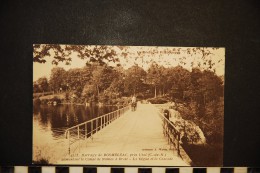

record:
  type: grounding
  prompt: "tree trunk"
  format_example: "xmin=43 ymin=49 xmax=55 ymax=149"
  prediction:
xmin=154 ymin=86 xmax=157 ymax=98
xmin=203 ymin=93 xmax=206 ymax=105
xmin=96 ymin=85 xmax=99 ymax=96
xmin=163 ymin=86 xmax=165 ymax=96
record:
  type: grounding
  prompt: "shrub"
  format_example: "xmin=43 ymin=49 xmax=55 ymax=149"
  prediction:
xmin=51 ymin=96 xmax=62 ymax=104
xmin=147 ymin=97 xmax=169 ymax=104
xmin=65 ymin=92 xmax=70 ymax=101
xmin=40 ymin=99 xmax=48 ymax=104
xmin=33 ymin=98 xmax=41 ymax=105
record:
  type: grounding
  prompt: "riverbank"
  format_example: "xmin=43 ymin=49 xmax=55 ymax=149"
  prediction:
xmin=33 ymin=92 xmax=131 ymax=107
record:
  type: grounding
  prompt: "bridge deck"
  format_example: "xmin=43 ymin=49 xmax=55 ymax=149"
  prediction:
xmin=58 ymin=103 xmax=188 ymax=166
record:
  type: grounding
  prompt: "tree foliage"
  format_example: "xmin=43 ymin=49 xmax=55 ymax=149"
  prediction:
xmin=124 ymin=64 xmax=146 ymax=95
xmin=34 ymin=77 xmax=49 ymax=93
xmin=33 ymin=44 xmax=119 ymax=66
xmin=49 ymin=67 xmax=66 ymax=92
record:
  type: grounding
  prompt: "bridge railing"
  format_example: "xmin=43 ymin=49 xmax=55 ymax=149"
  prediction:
xmin=157 ymin=111 xmax=181 ymax=156
xmin=64 ymin=105 xmax=130 ymax=154
xmin=157 ymin=109 xmax=192 ymax=164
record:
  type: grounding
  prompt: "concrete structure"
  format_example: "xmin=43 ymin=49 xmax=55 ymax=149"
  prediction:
xmin=58 ymin=103 xmax=189 ymax=166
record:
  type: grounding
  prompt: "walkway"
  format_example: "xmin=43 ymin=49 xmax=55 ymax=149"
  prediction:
xmin=58 ymin=103 xmax=189 ymax=166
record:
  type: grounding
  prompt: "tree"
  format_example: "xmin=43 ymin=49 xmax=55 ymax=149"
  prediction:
xmin=124 ymin=64 xmax=147 ymax=96
xmin=82 ymin=84 xmax=97 ymax=102
xmin=173 ymin=67 xmax=224 ymax=144
xmin=33 ymin=82 xmax=40 ymax=93
xmin=49 ymin=67 xmax=66 ymax=93
xmin=165 ymin=66 xmax=191 ymax=101
xmin=147 ymin=62 xmax=164 ymax=98
xmin=33 ymin=44 xmax=119 ymax=65
xmin=91 ymin=64 xmax=116 ymax=96
xmin=36 ymin=77 xmax=49 ymax=93
xmin=105 ymin=71 xmax=125 ymax=98
xmin=198 ymin=70 xmax=224 ymax=103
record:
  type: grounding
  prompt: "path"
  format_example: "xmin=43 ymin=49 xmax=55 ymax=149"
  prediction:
xmin=58 ymin=103 xmax=189 ymax=166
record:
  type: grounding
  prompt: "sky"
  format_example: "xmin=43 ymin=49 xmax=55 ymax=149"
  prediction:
xmin=33 ymin=52 xmax=86 ymax=81
xmin=33 ymin=45 xmax=225 ymax=82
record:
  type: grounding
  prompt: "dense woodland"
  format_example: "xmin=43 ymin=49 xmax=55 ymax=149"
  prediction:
xmin=34 ymin=62 xmax=224 ymax=145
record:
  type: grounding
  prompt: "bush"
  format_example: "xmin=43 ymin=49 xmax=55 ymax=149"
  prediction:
xmin=147 ymin=97 xmax=169 ymax=104
xmin=51 ymin=96 xmax=62 ymax=104
xmin=33 ymin=92 xmax=53 ymax=99
xmin=65 ymin=92 xmax=70 ymax=101
xmin=33 ymin=98 xmax=41 ymax=105
xmin=40 ymin=99 xmax=48 ymax=104
xmin=39 ymin=96 xmax=63 ymax=105
xmin=98 ymin=93 xmax=109 ymax=103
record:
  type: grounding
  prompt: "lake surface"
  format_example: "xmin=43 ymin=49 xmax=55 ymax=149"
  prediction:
xmin=33 ymin=104 xmax=119 ymax=163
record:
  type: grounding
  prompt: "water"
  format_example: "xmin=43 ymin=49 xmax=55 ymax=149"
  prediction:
xmin=33 ymin=104 xmax=119 ymax=163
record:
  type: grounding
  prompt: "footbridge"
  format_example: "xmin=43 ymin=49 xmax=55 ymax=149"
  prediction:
xmin=59 ymin=103 xmax=191 ymax=166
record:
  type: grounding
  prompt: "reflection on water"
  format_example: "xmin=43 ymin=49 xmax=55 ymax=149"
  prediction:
xmin=33 ymin=104 xmax=119 ymax=163
xmin=33 ymin=104 xmax=119 ymax=139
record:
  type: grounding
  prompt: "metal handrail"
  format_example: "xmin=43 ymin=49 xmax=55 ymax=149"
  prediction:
xmin=65 ymin=105 xmax=130 ymax=154
xmin=65 ymin=108 xmax=122 ymax=131
xmin=157 ymin=111 xmax=181 ymax=157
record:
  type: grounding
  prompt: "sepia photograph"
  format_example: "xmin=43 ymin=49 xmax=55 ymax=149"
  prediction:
xmin=33 ymin=45 xmax=224 ymax=166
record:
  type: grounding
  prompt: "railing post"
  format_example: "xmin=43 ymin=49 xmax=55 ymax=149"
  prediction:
xmin=112 ymin=112 xmax=114 ymax=121
xmin=68 ymin=130 xmax=70 ymax=154
xmin=85 ymin=123 xmax=87 ymax=140
xmin=163 ymin=119 xmax=166 ymax=136
xmin=101 ymin=116 xmax=103 ymax=129
xmin=167 ymin=123 xmax=170 ymax=144
xmin=91 ymin=121 xmax=93 ymax=137
xmin=96 ymin=119 xmax=98 ymax=133
xmin=77 ymin=126 xmax=80 ymax=139
xmin=177 ymin=133 xmax=180 ymax=156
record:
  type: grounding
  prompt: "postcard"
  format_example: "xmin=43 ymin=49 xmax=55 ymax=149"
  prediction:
xmin=33 ymin=45 xmax=224 ymax=166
